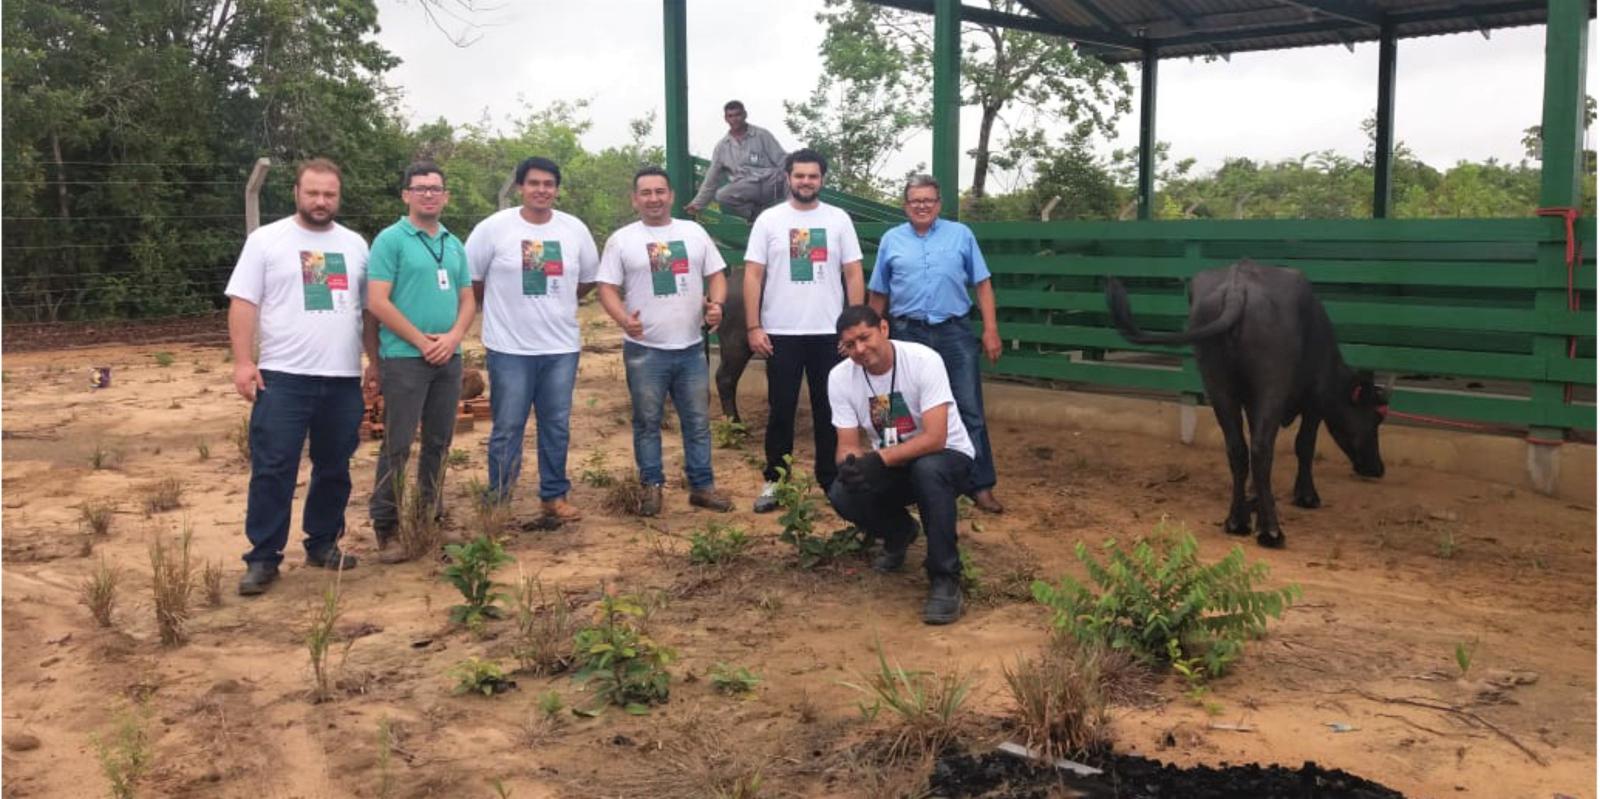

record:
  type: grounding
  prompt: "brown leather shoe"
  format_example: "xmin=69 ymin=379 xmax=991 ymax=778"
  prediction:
xmin=688 ymin=488 xmax=733 ymax=513
xmin=541 ymin=497 xmax=583 ymax=522
xmin=971 ymin=489 xmax=1004 ymax=515
xmin=639 ymin=485 xmax=664 ymax=517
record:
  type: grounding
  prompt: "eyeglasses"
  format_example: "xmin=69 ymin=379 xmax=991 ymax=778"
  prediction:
xmin=405 ymin=186 xmax=447 ymax=196
xmin=906 ymin=199 xmax=940 ymax=207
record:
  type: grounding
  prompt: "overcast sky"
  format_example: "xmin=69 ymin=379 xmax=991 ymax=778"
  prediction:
xmin=375 ymin=1 xmax=1594 ymax=188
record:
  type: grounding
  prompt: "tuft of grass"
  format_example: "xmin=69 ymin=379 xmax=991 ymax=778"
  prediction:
xmin=843 ymin=640 xmax=974 ymax=762
xmin=195 ymin=439 xmax=210 ymax=461
xmin=89 ymin=442 xmax=122 ymax=470
xmin=1437 ymin=531 xmax=1459 ymax=560
xmin=710 ymin=663 xmax=761 ymax=695
xmin=141 ymin=477 xmax=184 ymax=515
xmin=306 ymin=570 xmax=345 ymax=702
xmin=149 ymin=527 xmax=195 ymax=646
xmin=1454 ymin=638 xmax=1479 ymax=677
xmin=511 ymin=570 xmax=575 ymax=676
xmin=81 ymin=501 xmax=115 ymax=537
xmin=688 ymin=522 xmax=752 ymax=566
xmin=447 ymin=448 xmax=470 ymax=468
xmin=94 ymin=701 xmax=152 ymax=799
xmin=602 ymin=473 xmax=650 ymax=516
xmin=231 ymin=416 xmax=251 ymax=461
xmin=201 ymin=558 xmax=224 ymax=608
xmin=392 ymin=465 xmax=447 ymax=562
xmin=376 ymin=716 xmax=397 ymax=799
xmin=1002 ymin=639 xmax=1113 ymax=763
xmin=82 ymin=555 xmax=120 ymax=627
xmin=152 ymin=351 xmax=175 ymax=367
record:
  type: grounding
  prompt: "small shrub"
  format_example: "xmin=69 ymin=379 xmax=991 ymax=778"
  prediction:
xmin=152 ymin=351 xmax=175 ymax=367
xmin=451 ymin=657 xmax=514 ymax=696
xmin=201 ymin=558 xmax=224 ymax=607
xmin=688 ymin=522 xmax=752 ymax=566
xmin=843 ymin=641 xmax=974 ymax=762
xmin=774 ymin=455 xmax=861 ymax=567
xmin=81 ymin=501 xmax=115 ymax=537
xmin=306 ymin=571 xmax=345 ymax=702
xmin=142 ymin=477 xmax=184 ymax=515
xmin=710 ymin=663 xmax=761 ymax=695
xmin=442 ymin=535 xmax=514 ymax=630
xmin=602 ymin=473 xmax=650 ymax=515
xmin=394 ymin=465 xmax=446 ymax=561
xmin=195 ymin=440 xmax=210 ymax=461
xmin=89 ymin=442 xmax=121 ymax=470
xmin=711 ymin=419 xmax=749 ymax=449
xmin=446 ymin=448 xmax=470 ymax=468
xmin=511 ymin=570 xmax=575 ymax=675
xmin=94 ymin=701 xmax=152 ymax=799
xmin=1031 ymin=521 xmax=1299 ymax=681
xmin=572 ymin=592 xmax=674 ymax=715
xmin=537 ymin=689 xmax=565 ymax=718
xmin=579 ymin=450 xmax=616 ymax=488
xmin=82 ymin=555 xmax=119 ymax=627
xmin=149 ymin=527 xmax=195 ymax=646
xmin=1002 ymin=639 xmax=1113 ymax=762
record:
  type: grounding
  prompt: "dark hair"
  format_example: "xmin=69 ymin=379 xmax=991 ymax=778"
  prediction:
xmin=633 ymin=165 xmax=671 ymax=190
xmin=835 ymin=304 xmax=883 ymax=335
xmin=401 ymin=161 xmax=445 ymax=189
xmin=784 ymin=148 xmax=828 ymax=177
xmin=294 ymin=158 xmax=342 ymax=187
xmin=514 ymin=156 xmax=562 ymax=188
xmin=724 ymin=100 xmax=746 ymax=113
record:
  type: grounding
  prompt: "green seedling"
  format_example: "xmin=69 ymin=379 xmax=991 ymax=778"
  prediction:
xmin=688 ymin=522 xmax=751 ymax=566
xmin=442 ymin=535 xmax=514 ymax=630
xmin=451 ymin=657 xmax=514 ymax=696
xmin=710 ymin=662 xmax=761 ymax=695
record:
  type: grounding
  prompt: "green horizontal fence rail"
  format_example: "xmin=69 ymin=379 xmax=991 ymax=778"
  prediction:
xmin=707 ymin=212 xmax=1596 ymax=436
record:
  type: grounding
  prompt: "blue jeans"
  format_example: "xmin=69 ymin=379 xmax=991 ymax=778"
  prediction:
xmin=243 ymin=370 xmax=364 ymax=567
xmin=891 ymin=316 xmax=997 ymax=491
xmin=623 ymin=340 xmax=715 ymax=490
xmin=486 ymin=349 xmax=579 ymax=502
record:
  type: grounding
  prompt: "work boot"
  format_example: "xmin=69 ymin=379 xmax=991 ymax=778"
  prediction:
xmin=689 ymin=488 xmax=733 ymax=512
xmin=639 ymin=485 xmax=664 ymax=517
xmin=752 ymin=482 xmax=780 ymax=514
xmin=305 ymin=547 xmax=358 ymax=570
xmin=541 ymin=497 xmax=583 ymax=523
xmin=872 ymin=522 xmax=917 ymax=573
xmin=237 ymin=563 xmax=279 ymax=596
xmin=970 ymin=489 xmax=1005 ymax=515
xmin=922 ymin=575 xmax=963 ymax=625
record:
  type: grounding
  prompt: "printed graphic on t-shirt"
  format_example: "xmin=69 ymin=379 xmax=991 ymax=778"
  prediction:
xmin=521 ymin=239 xmax=565 ymax=297
xmin=299 ymin=250 xmax=349 ymax=312
xmin=646 ymin=241 xmax=690 ymax=297
xmin=788 ymin=227 xmax=826 ymax=283
xmin=869 ymin=391 xmax=916 ymax=449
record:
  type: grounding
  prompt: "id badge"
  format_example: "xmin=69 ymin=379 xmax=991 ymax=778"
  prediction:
xmin=437 ymin=268 xmax=451 ymax=291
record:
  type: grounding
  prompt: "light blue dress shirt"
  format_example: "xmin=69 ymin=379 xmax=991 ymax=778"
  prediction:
xmin=868 ymin=218 xmax=992 ymax=323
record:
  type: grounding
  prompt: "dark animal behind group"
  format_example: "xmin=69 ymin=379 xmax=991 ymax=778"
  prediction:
xmin=1105 ymin=260 xmax=1387 ymax=548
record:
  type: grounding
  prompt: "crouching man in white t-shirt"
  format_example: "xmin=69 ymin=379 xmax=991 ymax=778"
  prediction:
xmin=596 ymin=166 xmax=733 ymax=516
xmin=225 ymin=158 xmax=373 ymax=596
xmin=827 ymin=305 xmax=976 ymax=624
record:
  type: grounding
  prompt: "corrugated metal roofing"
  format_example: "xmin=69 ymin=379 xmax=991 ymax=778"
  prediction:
xmin=873 ymin=1 xmax=1591 ymax=63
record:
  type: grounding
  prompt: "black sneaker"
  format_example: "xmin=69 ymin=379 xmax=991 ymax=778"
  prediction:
xmin=922 ymin=575 xmax=963 ymax=625
xmin=238 ymin=563 xmax=279 ymax=596
xmin=872 ymin=545 xmax=908 ymax=573
xmin=305 ymin=547 xmax=358 ymax=570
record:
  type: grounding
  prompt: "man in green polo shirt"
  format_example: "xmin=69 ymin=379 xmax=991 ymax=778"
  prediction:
xmin=364 ymin=162 xmax=476 ymax=560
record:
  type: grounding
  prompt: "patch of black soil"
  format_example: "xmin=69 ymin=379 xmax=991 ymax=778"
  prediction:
xmin=930 ymin=750 xmax=1406 ymax=799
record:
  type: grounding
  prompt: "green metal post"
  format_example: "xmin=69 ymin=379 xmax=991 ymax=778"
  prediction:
xmin=1528 ymin=0 xmax=1589 ymax=478
xmin=663 ymin=0 xmax=691 ymax=215
xmin=1137 ymin=44 xmax=1158 ymax=220
xmin=1373 ymin=20 xmax=1397 ymax=218
xmin=931 ymin=0 xmax=961 ymax=219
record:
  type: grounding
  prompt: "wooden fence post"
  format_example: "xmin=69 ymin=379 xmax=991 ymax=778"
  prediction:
xmin=244 ymin=158 xmax=271 ymax=234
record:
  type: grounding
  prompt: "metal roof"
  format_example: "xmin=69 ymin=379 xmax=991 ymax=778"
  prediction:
xmin=871 ymin=1 xmax=1593 ymax=63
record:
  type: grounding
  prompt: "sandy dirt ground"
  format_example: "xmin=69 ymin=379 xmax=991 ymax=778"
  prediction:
xmin=2 ymin=306 xmax=1594 ymax=798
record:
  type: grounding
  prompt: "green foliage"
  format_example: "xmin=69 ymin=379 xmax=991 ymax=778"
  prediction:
xmin=572 ymin=592 xmax=674 ymax=715
xmin=442 ymin=535 xmax=514 ymax=630
xmin=152 ymin=351 xmax=175 ymax=367
xmin=959 ymin=549 xmax=983 ymax=595
xmin=446 ymin=448 xmax=469 ymax=468
xmin=1031 ymin=523 xmax=1299 ymax=681
xmin=710 ymin=419 xmax=749 ymax=449
xmin=536 ymin=689 xmax=565 ymax=719
xmin=774 ymin=454 xmax=863 ymax=568
xmin=843 ymin=641 xmax=974 ymax=761
xmin=1454 ymin=639 xmax=1478 ymax=677
xmin=306 ymin=572 xmax=345 ymax=703
xmin=688 ymin=523 xmax=751 ymax=566
xmin=94 ymin=701 xmax=152 ymax=799
xmin=451 ymin=657 xmax=513 ymax=697
xmin=578 ymin=450 xmax=616 ymax=488
xmin=709 ymin=663 xmax=761 ymax=695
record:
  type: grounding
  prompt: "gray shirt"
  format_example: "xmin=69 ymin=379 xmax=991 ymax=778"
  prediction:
xmin=691 ymin=123 xmax=787 ymax=207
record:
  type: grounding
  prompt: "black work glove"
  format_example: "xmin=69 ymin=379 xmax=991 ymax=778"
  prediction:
xmin=840 ymin=451 xmax=887 ymax=493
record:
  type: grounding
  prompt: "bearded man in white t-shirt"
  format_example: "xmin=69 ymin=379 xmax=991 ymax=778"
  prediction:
xmin=465 ymin=157 xmax=600 ymax=525
xmin=743 ymin=148 xmax=865 ymax=512
xmin=596 ymin=166 xmax=733 ymax=517
xmin=827 ymin=305 xmax=976 ymax=625
xmin=225 ymin=158 xmax=375 ymax=596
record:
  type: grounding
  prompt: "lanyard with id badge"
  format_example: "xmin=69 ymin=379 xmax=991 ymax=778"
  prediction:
xmin=864 ymin=344 xmax=916 ymax=449
xmin=418 ymin=230 xmax=452 ymax=291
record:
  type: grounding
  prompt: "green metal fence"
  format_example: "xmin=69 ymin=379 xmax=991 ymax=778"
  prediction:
xmin=706 ymin=216 xmax=1596 ymax=436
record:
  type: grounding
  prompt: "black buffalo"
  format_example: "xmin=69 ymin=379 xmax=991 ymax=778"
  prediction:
xmin=713 ymin=265 xmax=753 ymax=422
xmin=1105 ymin=260 xmax=1386 ymax=548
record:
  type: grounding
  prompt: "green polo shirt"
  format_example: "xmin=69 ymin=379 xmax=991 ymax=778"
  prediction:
xmin=369 ymin=217 xmax=472 ymax=359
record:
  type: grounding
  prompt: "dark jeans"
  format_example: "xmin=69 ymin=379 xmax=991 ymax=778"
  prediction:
xmin=243 ymin=370 xmax=364 ymax=567
xmin=486 ymin=349 xmax=579 ymax=502
xmin=826 ymin=449 xmax=974 ymax=578
xmin=763 ymin=333 xmax=841 ymax=487
xmin=624 ymin=341 xmax=715 ymax=490
xmin=369 ymin=355 xmax=463 ymax=536
xmin=891 ymin=316 xmax=997 ymax=491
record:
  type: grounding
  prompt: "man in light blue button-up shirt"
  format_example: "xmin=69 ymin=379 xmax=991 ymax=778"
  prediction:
xmin=867 ymin=175 xmax=1005 ymax=514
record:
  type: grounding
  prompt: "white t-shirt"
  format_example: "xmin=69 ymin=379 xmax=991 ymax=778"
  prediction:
xmin=829 ymin=341 xmax=975 ymax=459
xmin=744 ymin=202 xmax=862 ymax=335
xmin=465 ymin=207 xmax=600 ymax=355
xmin=224 ymin=216 xmax=369 ymax=377
xmin=597 ymin=218 xmax=727 ymax=350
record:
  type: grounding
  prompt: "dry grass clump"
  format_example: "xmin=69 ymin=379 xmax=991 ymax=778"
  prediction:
xmin=149 ymin=528 xmax=195 ymax=646
xmin=81 ymin=501 xmax=116 ymax=537
xmin=598 ymin=718 xmax=773 ymax=799
xmin=844 ymin=641 xmax=976 ymax=764
xmin=511 ymin=570 xmax=575 ymax=675
xmin=603 ymin=471 xmax=650 ymax=515
xmin=1001 ymin=637 xmax=1147 ymax=763
xmin=231 ymin=416 xmax=251 ymax=461
xmin=391 ymin=467 xmax=446 ymax=562
xmin=201 ymin=559 xmax=225 ymax=607
xmin=306 ymin=571 xmax=345 ymax=702
xmin=141 ymin=477 xmax=184 ymax=515
xmin=82 ymin=555 xmax=120 ymax=627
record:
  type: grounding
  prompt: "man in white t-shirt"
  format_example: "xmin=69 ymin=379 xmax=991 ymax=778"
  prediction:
xmin=827 ymin=305 xmax=975 ymax=625
xmin=743 ymin=148 xmax=864 ymax=512
xmin=596 ymin=166 xmax=733 ymax=516
xmin=225 ymin=158 xmax=374 ymax=596
xmin=466 ymin=156 xmax=599 ymax=525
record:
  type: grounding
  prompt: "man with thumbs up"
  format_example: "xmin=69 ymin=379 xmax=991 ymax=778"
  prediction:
xmin=597 ymin=166 xmax=733 ymax=516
